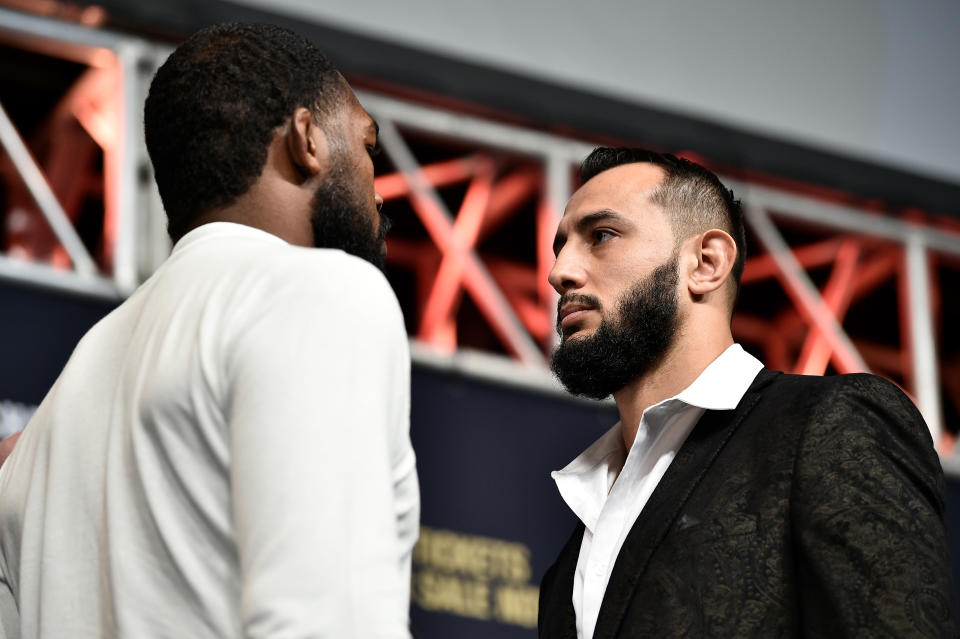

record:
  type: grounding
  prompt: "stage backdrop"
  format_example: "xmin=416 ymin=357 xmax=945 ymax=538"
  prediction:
xmin=2 ymin=279 xmax=959 ymax=637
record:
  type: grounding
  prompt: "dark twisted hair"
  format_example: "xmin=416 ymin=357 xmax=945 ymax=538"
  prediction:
xmin=144 ymin=22 xmax=346 ymax=240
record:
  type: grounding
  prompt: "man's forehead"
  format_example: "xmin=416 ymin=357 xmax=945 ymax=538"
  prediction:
xmin=562 ymin=162 xmax=666 ymax=224
xmin=338 ymin=87 xmax=374 ymax=125
xmin=334 ymin=106 xmax=376 ymax=141
xmin=352 ymin=104 xmax=378 ymax=136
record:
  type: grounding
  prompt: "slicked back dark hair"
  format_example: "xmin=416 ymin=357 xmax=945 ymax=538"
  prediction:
xmin=144 ymin=22 xmax=346 ymax=241
xmin=580 ymin=147 xmax=746 ymax=305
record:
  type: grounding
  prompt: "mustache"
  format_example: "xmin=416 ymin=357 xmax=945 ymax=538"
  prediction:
xmin=557 ymin=293 xmax=601 ymax=314
xmin=556 ymin=293 xmax=602 ymax=335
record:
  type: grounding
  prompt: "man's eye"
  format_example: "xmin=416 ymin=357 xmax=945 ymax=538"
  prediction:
xmin=366 ymin=144 xmax=382 ymax=158
xmin=592 ymin=229 xmax=615 ymax=244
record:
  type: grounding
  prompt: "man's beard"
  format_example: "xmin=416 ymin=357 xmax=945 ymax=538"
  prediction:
xmin=310 ymin=169 xmax=390 ymax=271
xmin=550 ymin=254 xmax=680 ymax=400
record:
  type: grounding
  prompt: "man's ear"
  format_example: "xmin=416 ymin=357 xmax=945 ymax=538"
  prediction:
xmin=286 ymin=107 xmax=328 ymax=179
xmin=687 ymin=229 xmax=737 ymax=297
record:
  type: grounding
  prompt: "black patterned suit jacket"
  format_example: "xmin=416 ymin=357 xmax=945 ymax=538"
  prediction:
xmin=538 ymin=370 xmax=957 ymax=638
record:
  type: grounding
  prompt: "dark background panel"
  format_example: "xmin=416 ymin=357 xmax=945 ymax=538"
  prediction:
xmin=944 ymin=479 xmax=960 ymax=615
xmin=410 ymin=365 xmax=615 ymax=637
xmin=3 ymin=283 xmax=959 ymax=636
xmin=0 ymin=281 xmax=117 ymax=405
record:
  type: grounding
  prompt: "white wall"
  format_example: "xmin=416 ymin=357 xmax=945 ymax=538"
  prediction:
xmin=231 ymin=0 xmax=960 ymax=184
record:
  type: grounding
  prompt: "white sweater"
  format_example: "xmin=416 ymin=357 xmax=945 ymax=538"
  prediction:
xmin=0 ymin=222 xmax=419 ymax=638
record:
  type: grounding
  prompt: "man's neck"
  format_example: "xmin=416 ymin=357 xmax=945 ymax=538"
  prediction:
xmin=184 ymin=182 xmax=312 ymax=248
xmin=180 ymin=136 xmax=315 ymax=247
xmin=613 ymin=331 xmax=734 ymax=451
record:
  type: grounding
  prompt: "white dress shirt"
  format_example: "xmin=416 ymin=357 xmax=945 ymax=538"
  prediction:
xmin=552 ymin=344 xmax=763 ymax=639
xmin=0 ymin=222 xmax=419 ymax=639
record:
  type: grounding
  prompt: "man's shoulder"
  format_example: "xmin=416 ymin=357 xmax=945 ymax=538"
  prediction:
xmin=755 ymin=370 xmax=928 ymax=441
xmin=206 ymin=240 xmax=394 ymax=303
xmin=759 ymin=370 xmax=907 ymax=404
xmin=171 ymin=225 xmax=388 ymax=293
xmin=260 ymin=247 xmax=403 ymax=326
xmin=217 ymin=235 xmax=368 ymax=273
xmin=742 ymin=370 xmax=922 ymax=435
xmin=152 ymin=236 xmax=403 ymax=339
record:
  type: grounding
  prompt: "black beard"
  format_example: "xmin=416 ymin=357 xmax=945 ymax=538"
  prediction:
xmin=310 ymin=170 xmax=390 ymax=271
xmin=550 ymin=254 xmax=680 ymax=399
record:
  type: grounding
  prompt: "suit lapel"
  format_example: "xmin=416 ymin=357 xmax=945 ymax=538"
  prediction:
xmin=539 ymin=522 xmax=584 ymax=639
xmin=591 ymin=369 xmax=779 ymax=639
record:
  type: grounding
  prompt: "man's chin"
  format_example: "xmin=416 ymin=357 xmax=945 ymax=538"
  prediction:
xmin=560 ymin=326 xmax=598 ymax=343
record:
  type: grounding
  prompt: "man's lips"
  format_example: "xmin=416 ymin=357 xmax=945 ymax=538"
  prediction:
xmin=559 ymin=304 xmax=597 ymax=330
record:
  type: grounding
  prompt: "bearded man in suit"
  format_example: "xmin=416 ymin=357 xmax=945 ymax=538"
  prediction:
xmin=538 ymin=147 xmax=956 ymax=638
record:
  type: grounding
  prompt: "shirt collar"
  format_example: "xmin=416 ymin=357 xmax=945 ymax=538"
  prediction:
xmin=551 ymin=344 xmax=763 ymax=531
xmin=171 ymin=221 xmax=288 ymax=254
xmin=551 ymin=423 xmax=625 ymax=533
xmin=673 ymin=344 xmax=764 ymax=410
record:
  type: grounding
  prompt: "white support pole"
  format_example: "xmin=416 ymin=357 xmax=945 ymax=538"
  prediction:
xmin=727 ymin=178 xmax=960 ymax=258
xmin=133 ymin=49 xmax=172 ymax=281
xmin=0 ymin=256 xmax=118 ymax=300
xmin=904 ymin=232 xmax=943 ymax=443
xmin=358 ymin=90 xmax=594 ymax=161
xmin=545 ymin=155 xmax=572 ymax=243
xmin=110 ymin=41 xmax=143 ymax=295
xmin=543 ymin=154 xmax=571 ymax=352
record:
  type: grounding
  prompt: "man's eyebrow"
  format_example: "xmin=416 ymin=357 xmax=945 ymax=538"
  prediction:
xmin=575 ymin=210 xmax=629 ymax=232
xmin=369 ymin=119 xmax=380 ymax=138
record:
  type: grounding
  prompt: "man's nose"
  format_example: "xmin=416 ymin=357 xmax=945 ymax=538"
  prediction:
xmin=548 ymin=248 xmax=586 ymax=294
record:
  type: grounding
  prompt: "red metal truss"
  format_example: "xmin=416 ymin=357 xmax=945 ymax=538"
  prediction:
xmin=733 ymin=220 xmax=959 ymax=454
xmin=792 ymin=238 xmax=861 ymax=375
xmin=2 ymin=12 xmax=959 ymax=456
xmin=1 ymin=44 xmax=121 ymax=274
xmin=376 ymin=154 xmax=553 ymax=361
